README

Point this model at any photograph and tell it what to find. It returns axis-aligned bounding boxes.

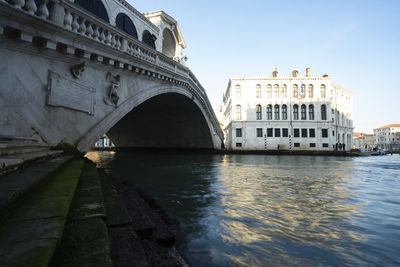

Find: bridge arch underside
[106,93,214,149]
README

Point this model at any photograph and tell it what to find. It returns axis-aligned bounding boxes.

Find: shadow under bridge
[106,93,215,149]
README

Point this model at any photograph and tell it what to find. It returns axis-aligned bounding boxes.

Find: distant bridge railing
[0,0,223,139]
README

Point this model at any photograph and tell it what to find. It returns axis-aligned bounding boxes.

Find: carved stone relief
[70,61,86,79]
[104,72,121,107]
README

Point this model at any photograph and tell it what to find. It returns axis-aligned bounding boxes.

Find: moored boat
[371,149,389,156]
[346,148,372,156]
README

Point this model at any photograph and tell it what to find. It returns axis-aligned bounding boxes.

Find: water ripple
[86,152,400,266]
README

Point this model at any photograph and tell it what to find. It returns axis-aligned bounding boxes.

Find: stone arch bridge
[0,0,224,151]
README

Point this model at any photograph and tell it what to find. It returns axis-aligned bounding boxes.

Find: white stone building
[94,135,115,148]
[373,124,400,152]
[222,68,354,151]
[353,132,374,149]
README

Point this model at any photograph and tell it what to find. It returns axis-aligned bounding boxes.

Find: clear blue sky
[130,0,400,133]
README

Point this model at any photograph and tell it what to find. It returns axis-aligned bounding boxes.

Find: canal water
[86,151,400,266]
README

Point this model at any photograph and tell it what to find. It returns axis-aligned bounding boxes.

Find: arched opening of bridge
[162,28,176,58]
[74,0,109,22]
[104,93,214,149]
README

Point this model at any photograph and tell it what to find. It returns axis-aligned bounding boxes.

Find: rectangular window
[236,142,242,147]
[294,143,300,147]
[275,128,281,137]
[310,143,316,147]
[323,143,329,147]
[332,130,335,136]
[236,128,242,137]
[322,129,328,138]
[301,128,308,138]
[267,128,273,137]
[294,128,300,138]
[282,128,289,137]
[257,128,263,137]
[309,128,315,138]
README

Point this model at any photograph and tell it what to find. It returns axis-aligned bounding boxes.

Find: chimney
[272,67,278,78]
[306,68,310,77]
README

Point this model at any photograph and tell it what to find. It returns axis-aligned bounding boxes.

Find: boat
[371,148,389,156]
[346,148,373,156]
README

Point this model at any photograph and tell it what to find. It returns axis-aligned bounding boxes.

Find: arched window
[256,84,261,98]
[274,104,280,120]
[308,85,314,98]
[266,84,272,98]
[266,105,272,120]
[256,105,262,120]
[301,104,306,120]
[162,28,176,58]
[116,13,138,38]
[282,84,287,98]
[293,84,298,98]
[320,84,326,98]
[282,104,287,120]
[293,104,299,120]
[300,84,306,98]
[236,105,241,120]
[309,104,314,120]
[75,0,109,22]
[321,104,327,120]
[274,84,279,98]
[142,30,156,49]
[235,85,241,98]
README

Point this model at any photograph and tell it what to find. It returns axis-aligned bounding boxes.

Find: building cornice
[230,77,332,81]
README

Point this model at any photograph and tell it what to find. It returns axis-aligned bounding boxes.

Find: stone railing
[0,0,223,138]
[1,0,50,18]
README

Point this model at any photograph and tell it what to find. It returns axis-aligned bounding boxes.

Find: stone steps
[99,169,149,266]
[0,141,49,156]
[0,150,64,175]
[0,135,46,156]
[0,156,73,215]
[51,162,112,266]
[0,136,63,175]
[0,158,85,266]
[99,170,187,266]
[112,178,176,247]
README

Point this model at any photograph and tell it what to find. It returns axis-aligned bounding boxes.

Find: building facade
[94,135,115,148]
[353,132,374,149]
[373,124,400,152]
[222,68,353,151]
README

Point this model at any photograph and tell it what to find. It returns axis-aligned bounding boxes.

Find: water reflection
[86,152,400,266]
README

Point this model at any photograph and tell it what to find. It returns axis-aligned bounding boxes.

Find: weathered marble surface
[0,1,223,151]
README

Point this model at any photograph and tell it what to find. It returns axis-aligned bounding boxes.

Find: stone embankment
[220,149,347,156]
[0,152,187,266]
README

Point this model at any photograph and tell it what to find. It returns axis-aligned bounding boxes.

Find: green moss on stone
[51,218,112,267]
[0,159,85,266]
[53,142,84,157]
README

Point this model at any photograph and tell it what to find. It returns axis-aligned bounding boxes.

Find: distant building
[222,68,353,151]
[374,124,400,152]
[353,132,374,149]
[94,135,115,148]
